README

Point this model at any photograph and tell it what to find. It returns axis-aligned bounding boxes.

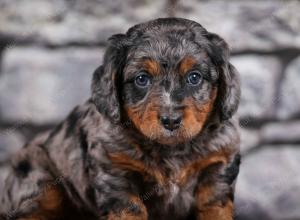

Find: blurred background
[0,0,299,219]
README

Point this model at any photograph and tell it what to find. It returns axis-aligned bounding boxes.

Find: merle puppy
[0,18,241,220]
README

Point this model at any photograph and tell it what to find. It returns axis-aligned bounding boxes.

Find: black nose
[160,115,182,131]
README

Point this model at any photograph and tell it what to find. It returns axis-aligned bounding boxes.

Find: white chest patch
[167,182,180,203]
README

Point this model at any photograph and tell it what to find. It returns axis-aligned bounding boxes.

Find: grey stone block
[261,121,300,144]
[0,131,24,163]
[236,146,300,220]
[177,0,300,52]
[240,128,261,154]
[231,55,281,120]
[0,165,10,197]
[0,0,166,46]
[0,47,104,124]
[278,56,300,119]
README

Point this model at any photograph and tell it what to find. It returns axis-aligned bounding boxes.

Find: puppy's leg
[106,195,148,220]
[195,185,233,220]
[195,154,240,220]
[18,183,99,220]
[18,185,65,220]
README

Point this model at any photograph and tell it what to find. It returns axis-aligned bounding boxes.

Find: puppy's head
[92,18,240,145]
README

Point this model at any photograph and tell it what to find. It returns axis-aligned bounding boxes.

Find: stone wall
[0,0,300,219]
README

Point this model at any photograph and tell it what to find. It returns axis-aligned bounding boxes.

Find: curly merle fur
[0,18,241,220]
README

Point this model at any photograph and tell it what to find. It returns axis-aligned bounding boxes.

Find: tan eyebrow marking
[178,56,198,76]
[141,58,161,76]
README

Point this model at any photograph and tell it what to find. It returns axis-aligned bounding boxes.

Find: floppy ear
[91,34,128,123]
[207,33,241,121]
[219,63,241,120]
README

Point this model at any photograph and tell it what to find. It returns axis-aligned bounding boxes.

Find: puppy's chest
[145,174,197,202]
[107,150,226,217]
[135,167,199,219]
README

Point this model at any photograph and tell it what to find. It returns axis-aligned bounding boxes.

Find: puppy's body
[0,18,241,220]
[1,101,239,219]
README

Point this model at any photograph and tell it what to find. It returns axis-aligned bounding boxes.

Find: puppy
[0,18,241,220]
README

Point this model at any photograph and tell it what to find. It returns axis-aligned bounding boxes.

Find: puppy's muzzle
[159,110,182,131]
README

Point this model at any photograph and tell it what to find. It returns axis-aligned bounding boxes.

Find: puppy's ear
[91,34,128,123]
[219,63,241,120]
[207,33,241,120]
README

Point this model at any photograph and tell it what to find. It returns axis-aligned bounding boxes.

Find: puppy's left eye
[135,73,151,88]
[186,71,202,85]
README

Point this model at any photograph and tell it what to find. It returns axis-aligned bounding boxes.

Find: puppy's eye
[135,73,151,88]
[186,71,202,85]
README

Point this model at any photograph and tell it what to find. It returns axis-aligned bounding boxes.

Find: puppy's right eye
[135,73,151,88]
[186,71,202,86]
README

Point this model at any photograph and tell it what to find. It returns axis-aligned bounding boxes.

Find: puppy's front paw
[101,195,148,220]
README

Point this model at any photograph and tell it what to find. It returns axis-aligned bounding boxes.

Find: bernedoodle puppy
[0,18,241,220]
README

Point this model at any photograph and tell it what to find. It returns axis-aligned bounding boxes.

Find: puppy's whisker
[182,127,192,140]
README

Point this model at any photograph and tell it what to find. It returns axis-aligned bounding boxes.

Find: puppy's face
[92,18,240,146]
[122,37,218,145]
